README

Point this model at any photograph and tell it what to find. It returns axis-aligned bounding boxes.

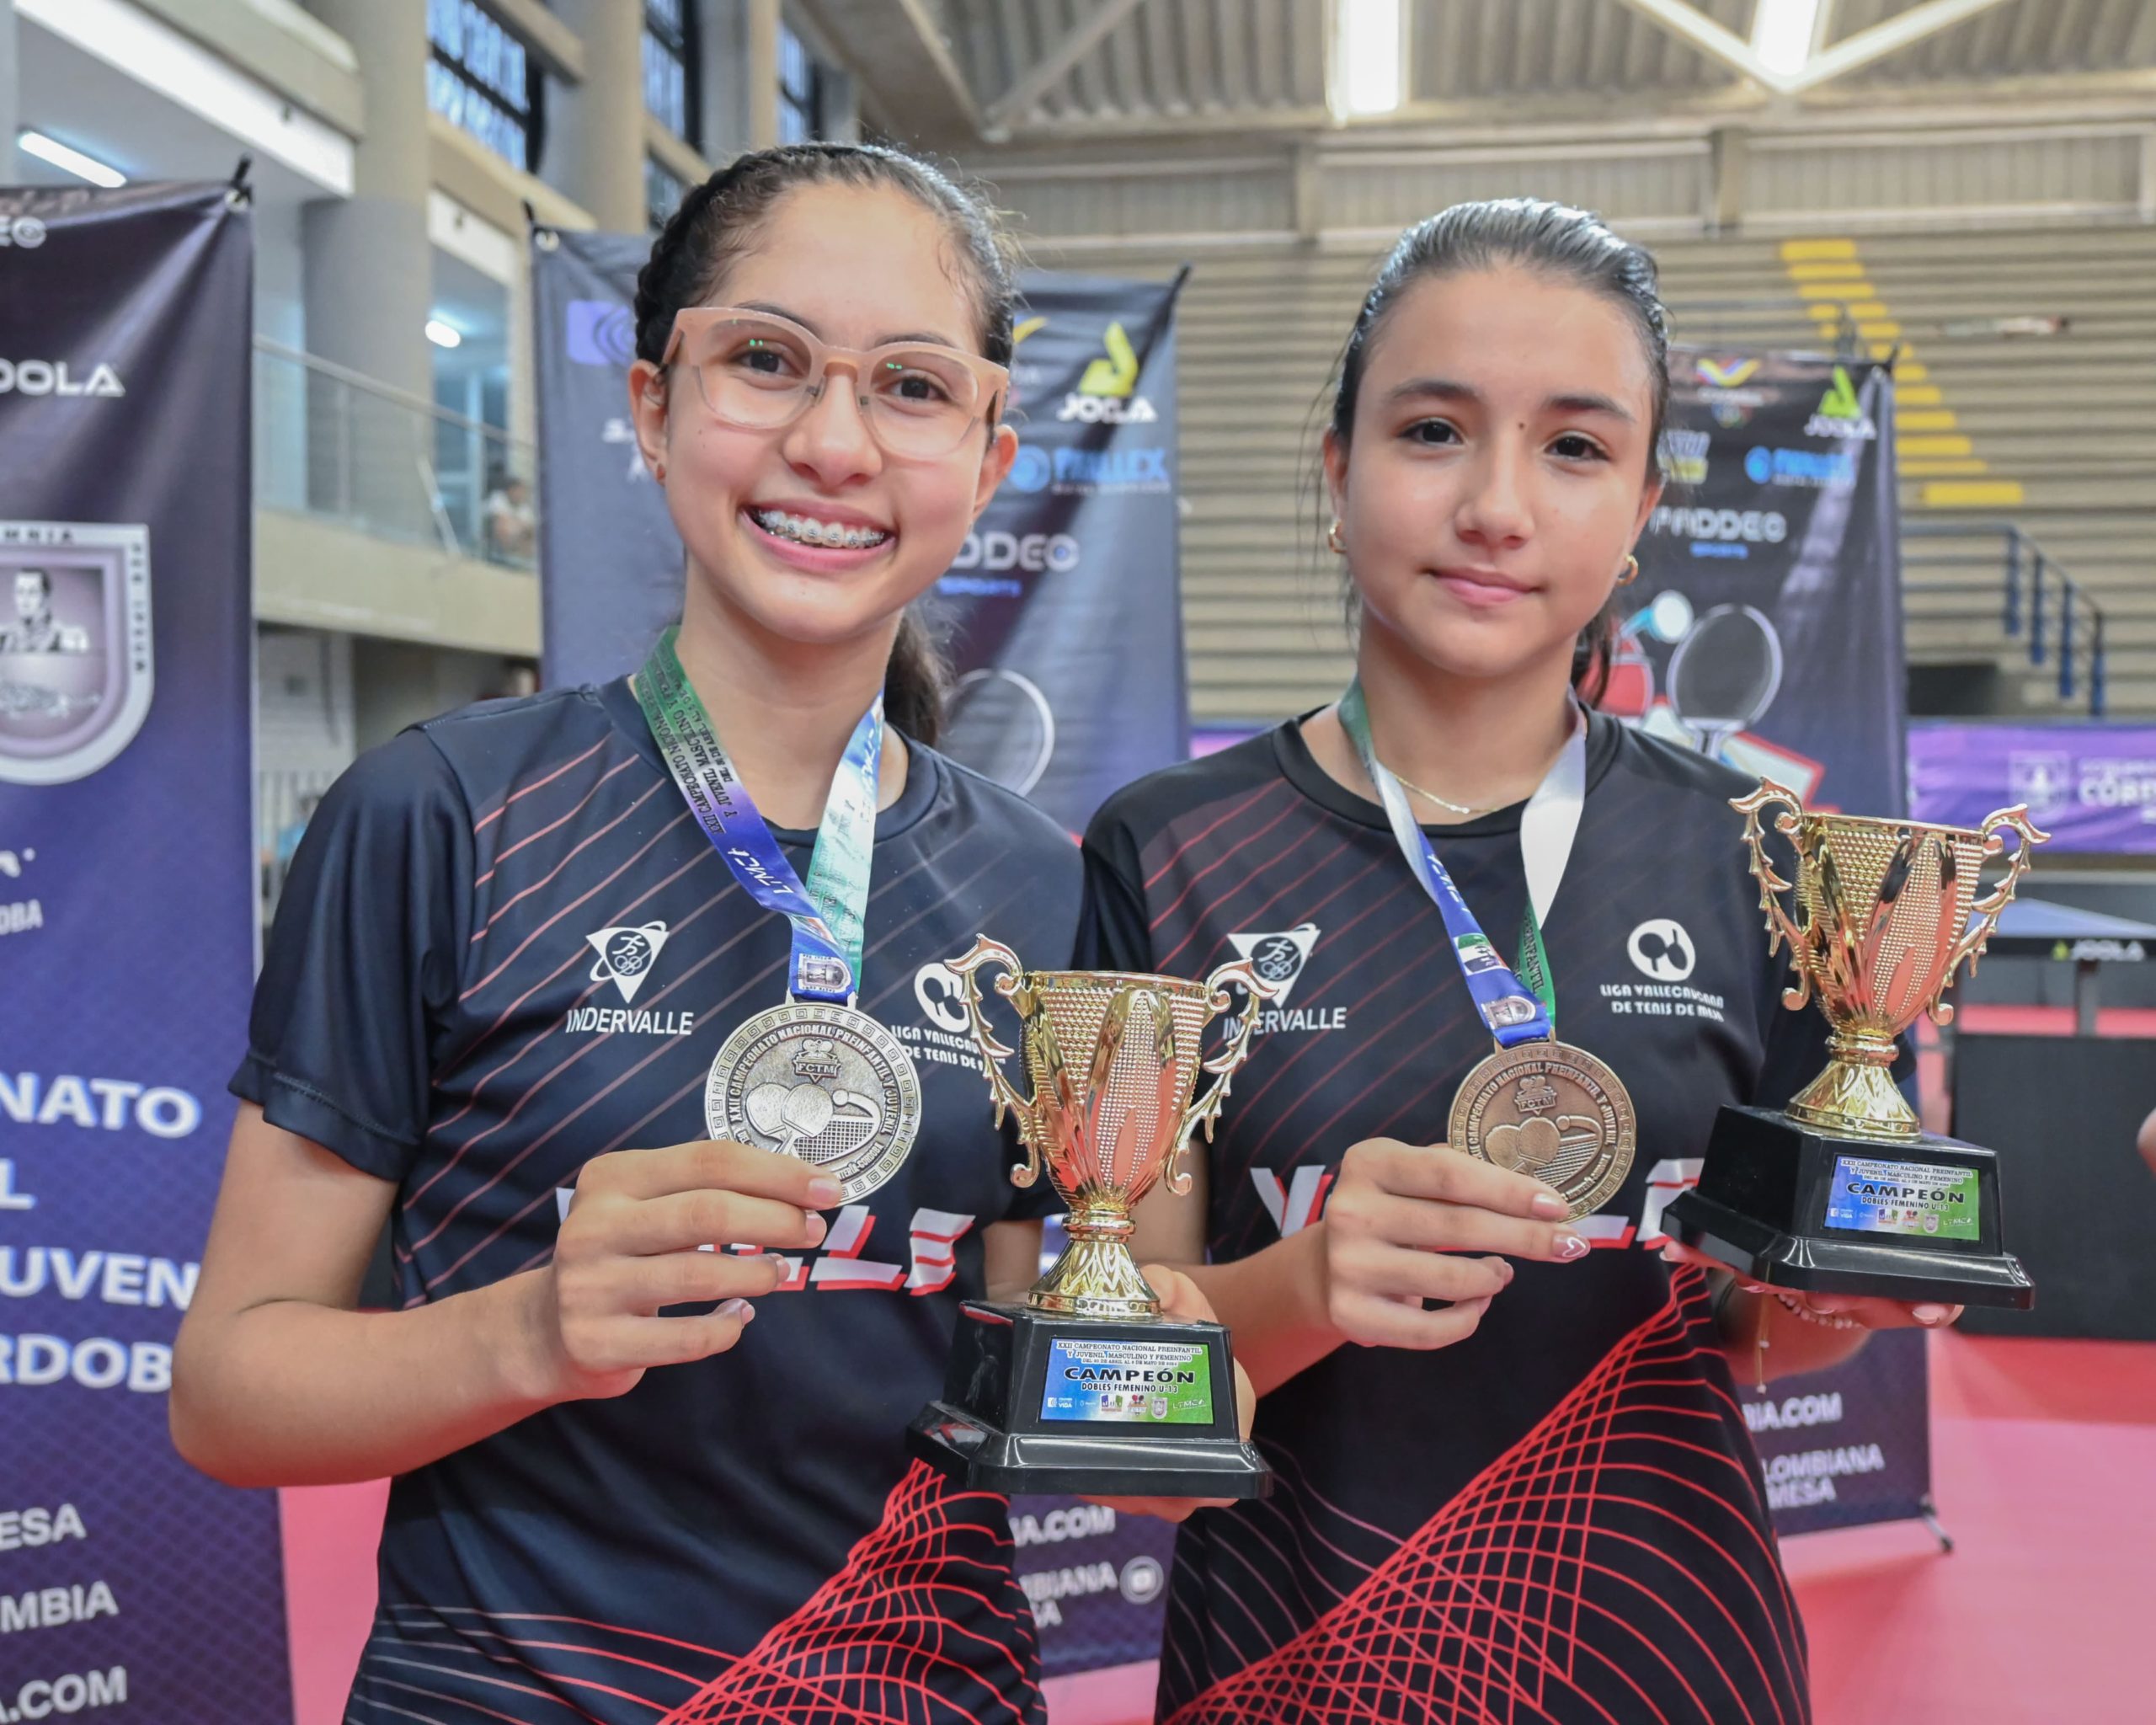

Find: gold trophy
[1665,780,2047,1307]
[906,936,1275,1497]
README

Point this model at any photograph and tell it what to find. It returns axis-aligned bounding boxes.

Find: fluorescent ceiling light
[1751,0,1822,78]
[424,319,463,350]
[18,129,126,187]
[1333,0,1404,120]
[16,0,355,195]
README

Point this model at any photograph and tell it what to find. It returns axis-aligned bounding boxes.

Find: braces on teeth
[753,509,890,550]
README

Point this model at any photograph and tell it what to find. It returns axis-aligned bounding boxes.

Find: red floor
[1781,1330,2156,1725]
[286,1331,2156,1725]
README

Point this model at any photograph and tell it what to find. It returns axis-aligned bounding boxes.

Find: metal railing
[1902,520,2107,715]
[252,337,537,572]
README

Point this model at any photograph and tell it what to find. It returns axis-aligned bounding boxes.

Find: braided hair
[634,144,1021,745]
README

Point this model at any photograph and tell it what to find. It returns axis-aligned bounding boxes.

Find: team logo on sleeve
[1226,923,1342,1036]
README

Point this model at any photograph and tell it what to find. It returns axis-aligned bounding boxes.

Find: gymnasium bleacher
[1171,222,2156,724]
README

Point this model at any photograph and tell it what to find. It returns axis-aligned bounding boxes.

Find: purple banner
[0,182,289,1719]
[1910,722,2156,852]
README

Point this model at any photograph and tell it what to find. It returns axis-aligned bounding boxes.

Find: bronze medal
[1449,1038,1636,1221]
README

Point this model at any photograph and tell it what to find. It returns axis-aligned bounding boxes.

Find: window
[646,156,687,234]
[428,0,542,171]
[643,0,696,140]
[777,24,823,145]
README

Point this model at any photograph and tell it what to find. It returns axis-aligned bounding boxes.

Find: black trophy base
[1664,1104,2034,1309]
[907,1301,1272,1498]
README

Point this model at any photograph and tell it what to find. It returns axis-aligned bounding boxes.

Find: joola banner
[531,235,1189,830]
[0,184,288,1717]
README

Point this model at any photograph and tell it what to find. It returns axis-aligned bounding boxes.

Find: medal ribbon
[1338,681,1584,1044]
[636,627,881,1006]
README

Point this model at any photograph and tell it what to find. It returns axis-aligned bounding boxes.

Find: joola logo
[0,359,123,398]
[1806,365,1877,441]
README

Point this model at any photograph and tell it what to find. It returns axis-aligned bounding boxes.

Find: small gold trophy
[906,936,1275,1497]
[1665,780,2047,1307]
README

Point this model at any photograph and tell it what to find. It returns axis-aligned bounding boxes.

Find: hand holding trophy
[906,937,1276,1498]
[1666,780,2047,1307]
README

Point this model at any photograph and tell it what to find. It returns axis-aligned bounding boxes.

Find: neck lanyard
[635,627,882,1005]
[1337,681,1585,1043]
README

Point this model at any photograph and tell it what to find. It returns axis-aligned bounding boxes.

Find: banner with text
[1645,349,1928,1536]
[532,234,1188,830]
[0,183,287,1718]
[1910,721,2156,852]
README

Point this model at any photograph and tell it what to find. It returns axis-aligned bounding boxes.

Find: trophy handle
[1732,779,1815,1013]
[1927,804,2048,1027]
[1165,958,1273,1197]
[946,935,1046,1188]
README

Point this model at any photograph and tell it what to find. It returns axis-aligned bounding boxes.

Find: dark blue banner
[1643,348,1927,1536]
[1631,351,1906,818]
[531,235,1189,831]
[0,184,287,1717]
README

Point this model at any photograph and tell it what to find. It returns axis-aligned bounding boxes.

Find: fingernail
[1553,1234,1590,1262]
[804,1212,828,1244]
[1913,1304,1952,1326]
[807,1176,843,1205]
[1495,1258,1516,1284]
[719,1299,755,1322]
[1530,1191,1569,1220]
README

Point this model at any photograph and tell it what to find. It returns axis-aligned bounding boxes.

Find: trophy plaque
[906,937,1275,1498]
[1666,780,2047,1307]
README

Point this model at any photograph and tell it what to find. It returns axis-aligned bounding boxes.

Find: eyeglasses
[661,308,1011,460]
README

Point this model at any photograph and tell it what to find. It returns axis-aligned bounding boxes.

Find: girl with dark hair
[173,143,1216,1723]
[1080,198,1951,1723]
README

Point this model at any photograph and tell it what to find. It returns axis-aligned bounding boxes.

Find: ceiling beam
[792,0,982,142]
[982,0,1155,137]
[1608,0,1784,89]
[1785,0,2021,93]
[1612,0,2024,97]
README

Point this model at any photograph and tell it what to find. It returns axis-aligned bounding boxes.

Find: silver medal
[706,1001,922,1202]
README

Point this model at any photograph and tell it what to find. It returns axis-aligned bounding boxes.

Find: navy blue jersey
[235,677,1079,1723]
[1081,713,1841,1725]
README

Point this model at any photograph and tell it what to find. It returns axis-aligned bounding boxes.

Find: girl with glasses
[1079,199,1953,1725]
[172,142,1219,1724]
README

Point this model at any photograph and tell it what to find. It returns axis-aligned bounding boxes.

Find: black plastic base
[906,1302,1272,1498]
[1664,1105,2035,1310]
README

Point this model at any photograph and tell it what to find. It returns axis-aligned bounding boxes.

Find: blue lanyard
[636,627,882,1006]
[1337,681,1580,1049]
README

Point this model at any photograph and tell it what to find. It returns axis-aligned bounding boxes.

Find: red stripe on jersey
[477,754,639,887]
[1148,796,1303,933]
[1142,780,1292,890]
[471,737,611,836]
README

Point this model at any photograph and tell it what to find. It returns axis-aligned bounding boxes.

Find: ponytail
[883,607,949,746]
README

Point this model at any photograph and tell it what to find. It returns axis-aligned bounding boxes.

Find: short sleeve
[1075,804,1155,973]
[230,729,473,1182]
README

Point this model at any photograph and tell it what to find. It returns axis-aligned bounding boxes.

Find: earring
[652,459,666,483]
[1615,553,1640,586]
[1326,518,1347,555]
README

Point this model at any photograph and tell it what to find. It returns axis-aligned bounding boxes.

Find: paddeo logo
[950,530,1080,573]
[1806,365,1877,441]
[1060,321,1155,423]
